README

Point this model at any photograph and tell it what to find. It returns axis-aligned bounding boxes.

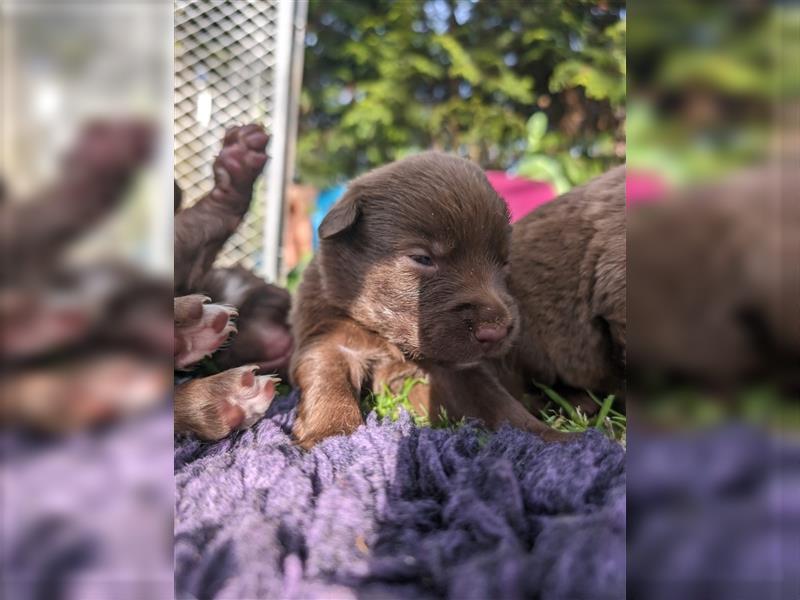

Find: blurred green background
[627,1,795,185]
[295,0,626,192]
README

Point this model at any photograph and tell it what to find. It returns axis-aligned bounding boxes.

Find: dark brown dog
[504,165,626,399]
[290,152,565,448]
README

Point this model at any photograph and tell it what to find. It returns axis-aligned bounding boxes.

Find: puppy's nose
[474,323,509,344]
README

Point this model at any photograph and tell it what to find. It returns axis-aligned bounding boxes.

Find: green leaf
[532,381,579,421]
[435,34,482,84]
[526,112,548,150]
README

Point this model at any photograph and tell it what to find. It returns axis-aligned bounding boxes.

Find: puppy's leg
[174,365,278,441]
[174,295,238,370]
[2,354,169,433]
[1,120,153,272]
[174,124,269,293]
[291,328,377,449]
[429,364,574,442]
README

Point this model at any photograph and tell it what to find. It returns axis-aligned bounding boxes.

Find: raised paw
[174,295,238,369]
[65,119,154,178]
[174,365,279,441]
[210,124,269,205]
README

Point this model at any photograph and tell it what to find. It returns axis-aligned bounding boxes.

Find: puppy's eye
[409,255,434,267]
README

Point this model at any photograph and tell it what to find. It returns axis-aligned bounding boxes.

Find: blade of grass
[593,392,616,429]
[586,389,626,418]
[532,380,579,421]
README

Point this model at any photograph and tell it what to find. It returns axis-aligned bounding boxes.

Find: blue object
[311,184,347,249]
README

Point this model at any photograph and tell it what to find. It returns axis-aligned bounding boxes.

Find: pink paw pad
[225,365,279,429]
[175,297,238,369]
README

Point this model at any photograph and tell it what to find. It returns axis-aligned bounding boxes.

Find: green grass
[360,377,627,444]
[361,377,466,430]
[534,382,627,445]
[638,384,800,432]
[285,253,312,294]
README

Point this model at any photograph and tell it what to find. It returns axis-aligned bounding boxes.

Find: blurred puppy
[627,163,799,390]
[290,152,567,448]
[0,120,172,434]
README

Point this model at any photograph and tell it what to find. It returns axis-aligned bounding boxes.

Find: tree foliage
[297,0,625,188]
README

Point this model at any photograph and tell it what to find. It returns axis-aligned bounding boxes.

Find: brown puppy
[290,152,563,448]
[173,125,285,440]
[505,166,626,398]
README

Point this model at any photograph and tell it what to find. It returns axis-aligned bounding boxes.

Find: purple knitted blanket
[175,392,626,599]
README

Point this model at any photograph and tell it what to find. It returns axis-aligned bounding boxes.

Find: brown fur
[172,126,288,439]
[174,369,246,441]
[198,267,293,378]
[174,124,269,295]
[174,365,277,441]
[290,152,567,448]
[173,125,293,378]
[505,165,626,396]
[1,120,153,280]
[627,163,799,388]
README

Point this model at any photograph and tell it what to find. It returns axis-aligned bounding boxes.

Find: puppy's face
[318,152,518,365]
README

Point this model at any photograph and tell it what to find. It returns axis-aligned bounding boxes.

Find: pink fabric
[485,171,556,223]
[625,170,668,205]
[487,168,669,221]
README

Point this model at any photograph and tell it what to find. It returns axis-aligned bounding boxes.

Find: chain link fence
[175,0,300,277]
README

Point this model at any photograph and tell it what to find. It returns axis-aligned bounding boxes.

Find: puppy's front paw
[211,124,269,204]
[174,365,278,441]
[292,394,363,450]
[174,295,237,369]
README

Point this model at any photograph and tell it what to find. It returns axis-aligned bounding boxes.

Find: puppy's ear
[319,191,360,239]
